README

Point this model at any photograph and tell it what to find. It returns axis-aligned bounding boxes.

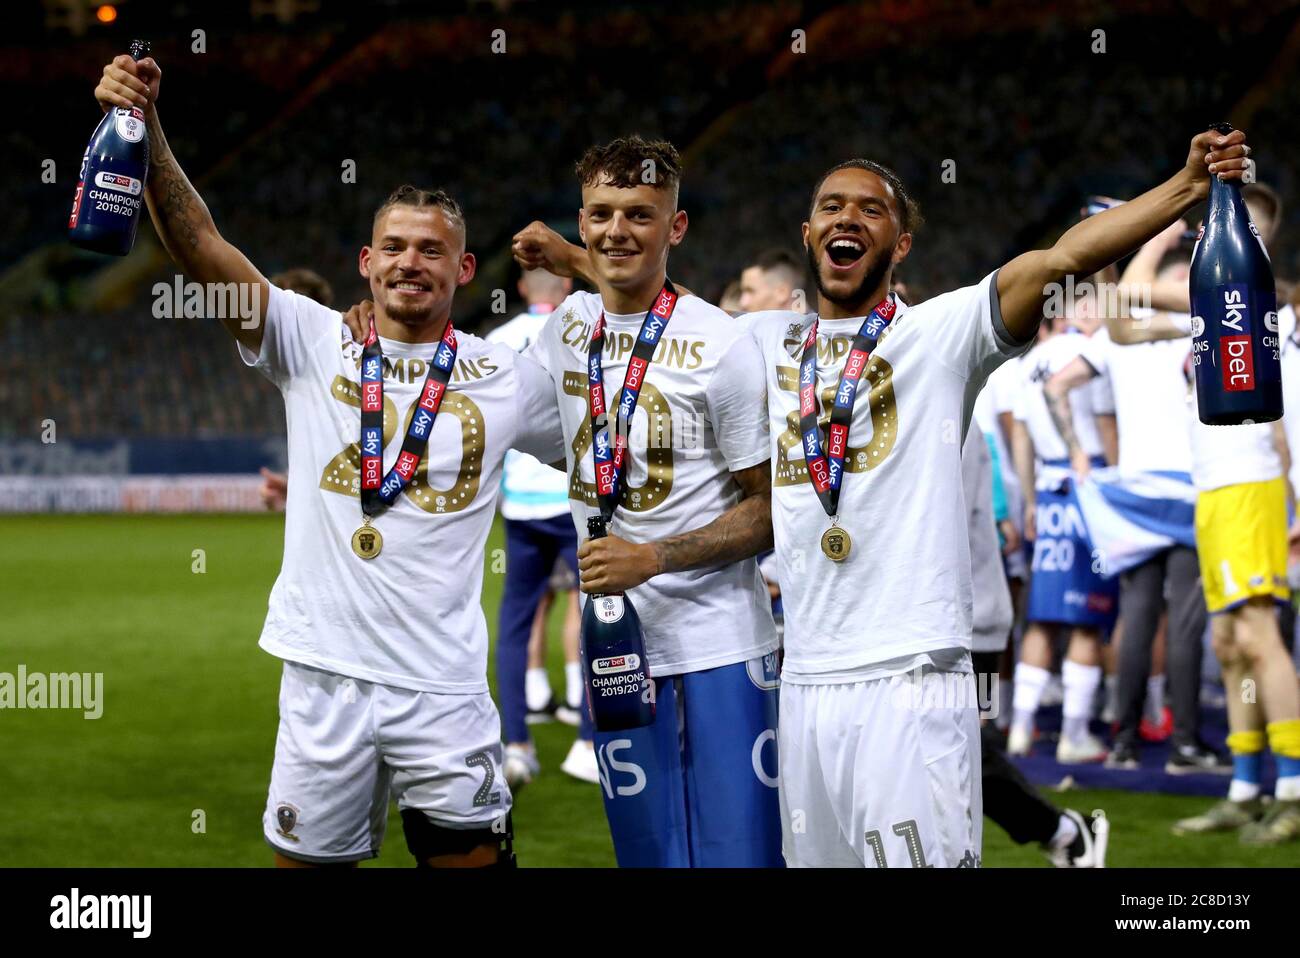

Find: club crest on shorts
[275,803,301,842]
[746,651,781,690]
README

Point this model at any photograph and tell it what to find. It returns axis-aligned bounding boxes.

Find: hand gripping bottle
[579,515,655,731]
[69,40,151,256]
[1188,122,1283,425]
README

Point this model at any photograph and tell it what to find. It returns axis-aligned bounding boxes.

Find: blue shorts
[594,652,783,867]
[1027,478,1119,631]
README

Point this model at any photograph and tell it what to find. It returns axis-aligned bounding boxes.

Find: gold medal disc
[352,523,383,559]
[821,525,852,561]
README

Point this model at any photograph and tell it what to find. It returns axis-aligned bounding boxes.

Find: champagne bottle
[1188,122,1283,425]
[69,39,151,256]
[578,515,655,732]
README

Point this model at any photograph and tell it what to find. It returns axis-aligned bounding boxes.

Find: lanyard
[798,295,897,518]
[359,315,457,516]
[587,281,679,522]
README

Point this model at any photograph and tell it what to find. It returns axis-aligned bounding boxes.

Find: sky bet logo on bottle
[593,653,639,674]
[93,171,143,196]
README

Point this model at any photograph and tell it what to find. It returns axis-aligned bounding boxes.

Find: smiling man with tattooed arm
[95,53,567,868]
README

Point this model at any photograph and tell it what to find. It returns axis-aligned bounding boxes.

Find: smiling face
[359,206,475,335]
[578,177,687,310]
[803,167,912,317]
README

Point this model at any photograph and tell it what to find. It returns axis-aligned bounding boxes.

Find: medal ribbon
[798,295,897,518]
[587,281,680,522]
[360,315,457,516]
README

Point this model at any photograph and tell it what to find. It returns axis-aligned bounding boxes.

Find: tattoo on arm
[144,113,214,258]
[1046,391,1083,454]
[651,463,772,574]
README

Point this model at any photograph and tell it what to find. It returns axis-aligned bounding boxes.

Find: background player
[739,248,805,313]
[1080,222,1300,845]
[95,53,564,867]
[1007,287,1118,763]
[485,267,597,788]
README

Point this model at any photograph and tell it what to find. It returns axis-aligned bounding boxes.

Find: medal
[351,518,383,559]
[798,296,897,560]
[820,523,851,561]
[354,314,457,558]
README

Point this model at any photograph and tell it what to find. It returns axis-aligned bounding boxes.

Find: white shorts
[263,661,511,864]
[779,670,983,867]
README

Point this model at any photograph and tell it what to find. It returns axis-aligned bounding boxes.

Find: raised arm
[513,221,596,285]
[95,55,270,352]
[996,128,1250,342]
[577,462,773,594]
[1117,218,1193,313]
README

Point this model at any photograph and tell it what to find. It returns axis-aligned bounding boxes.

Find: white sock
[1049,813,1080,849]
[1276,775,1300,802]
[564,662,583,709]
[525,668,552,712]
[1012,663,1051,735]
[1229,779,1262,802]
[1062,661,1102,744]
[1145,674,1166,725]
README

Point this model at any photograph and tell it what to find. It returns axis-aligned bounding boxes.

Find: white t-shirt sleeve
[705,331,770,472]
[1089,366,1116,415]
[510,352,566,463]
[1011,378,1031,423]
[237,284,339,386]
[929,269,1030,382]
[1078,329,1110,378]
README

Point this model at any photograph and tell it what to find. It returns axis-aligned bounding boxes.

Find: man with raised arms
[95,54,564,867]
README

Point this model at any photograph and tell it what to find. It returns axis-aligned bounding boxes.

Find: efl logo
[594,654,640,675]
[1221,335,1255,391]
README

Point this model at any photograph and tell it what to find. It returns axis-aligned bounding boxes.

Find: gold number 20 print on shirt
[561,370,675,512]
[773,356,898,488]
[318,375,485,515]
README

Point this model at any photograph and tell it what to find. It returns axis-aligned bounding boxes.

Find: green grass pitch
[0,514,1292,867]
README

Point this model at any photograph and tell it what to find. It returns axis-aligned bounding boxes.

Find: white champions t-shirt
[241,285,564,693]
[749,270,1028,680]
[527,291,778,677]
[1013,332,1107,462]
[486,307,571,522]
[1079,327,1193,477]
[1123,311,1283,492]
